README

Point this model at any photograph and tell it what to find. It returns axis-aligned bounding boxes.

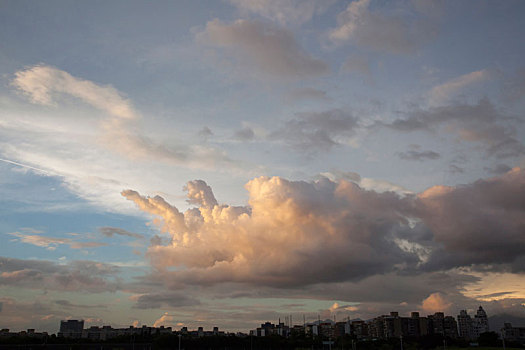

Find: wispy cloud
[429,69,494,105]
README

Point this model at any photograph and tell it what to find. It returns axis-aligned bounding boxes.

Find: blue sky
[1,0,525,333]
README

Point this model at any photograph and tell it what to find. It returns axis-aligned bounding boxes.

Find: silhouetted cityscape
[2,305,525,348]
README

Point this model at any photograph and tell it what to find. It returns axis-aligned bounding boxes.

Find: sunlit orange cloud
[123,176,417,287]
[122,167,525,290]
[420,293,452,313]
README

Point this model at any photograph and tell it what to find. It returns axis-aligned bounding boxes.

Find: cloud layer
[123,168,525,290]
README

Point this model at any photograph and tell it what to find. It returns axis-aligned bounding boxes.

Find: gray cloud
[329,0,439,54]
[99,226,143,239]
[484,163,512,175]
[416,167,525,272]
[381,98,525,158]
[227,0,334,26]
[54,300,107,309]
[133,292,201,309]
[0,257,120,293]
[196,19,329,79]
[503,69,525,102]
[271,109,360,152]
[233,127,255,141]
[285,88,330,102]
[397,150,440,161]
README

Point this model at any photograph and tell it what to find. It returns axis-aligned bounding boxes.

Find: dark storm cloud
[270,109,359,152]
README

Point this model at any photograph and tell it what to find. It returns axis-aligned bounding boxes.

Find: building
[472,306,489,338]
[58,319,84,339]
[457,310,473,339]
[502,323,525,344]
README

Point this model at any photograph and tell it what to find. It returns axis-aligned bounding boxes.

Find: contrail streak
[0,158,60,176]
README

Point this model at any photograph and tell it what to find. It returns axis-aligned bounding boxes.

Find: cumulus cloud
[227,0,334,25]
[124,176,420,287]
[420,292,452,313]
[329,0,437,54]
[270,109,360,152]
[416,167,525,271]
[0,257,120,292]
[429,69,494,105]
[196,19,329,79]
[381,98,525,158]
[123,168,525,289]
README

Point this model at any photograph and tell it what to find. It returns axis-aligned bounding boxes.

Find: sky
[1,0,525,334]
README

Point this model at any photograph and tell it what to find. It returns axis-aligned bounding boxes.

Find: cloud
[429,69,494,105]
[381,98,525,158]
[420,292,452,313]
[12,65,139,119]
[233,127,255,141]
[153,312,176,327]
[329,0,438,54]
[270,109,360,152]
[133,293,201,309]
[484,164,512,175]
[397,150,440,161]
[123,176,419,287]
[503,69,525,102]
[54,300,106,309]
[123,168,525,290]
[227,0,334,25]
[196,19,329,79]
[10,65,237,169]
[0,257,120,292]
[416,167,525,272]
[198,126,214,138]
[99,227,143,239]
[8,230,108,250]
[341,55,371,77]
[285,88,330,102]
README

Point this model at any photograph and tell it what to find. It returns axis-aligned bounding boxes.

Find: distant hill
[489,314,525,330]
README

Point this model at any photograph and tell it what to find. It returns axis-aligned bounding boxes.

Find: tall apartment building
[472,306,489,338]
[457,310,472,339]
[457,306,489,340]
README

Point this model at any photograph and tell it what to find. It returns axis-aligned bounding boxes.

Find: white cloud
[12,65,139,119]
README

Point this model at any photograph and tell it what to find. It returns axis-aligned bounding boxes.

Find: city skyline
[1,0,525,334]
